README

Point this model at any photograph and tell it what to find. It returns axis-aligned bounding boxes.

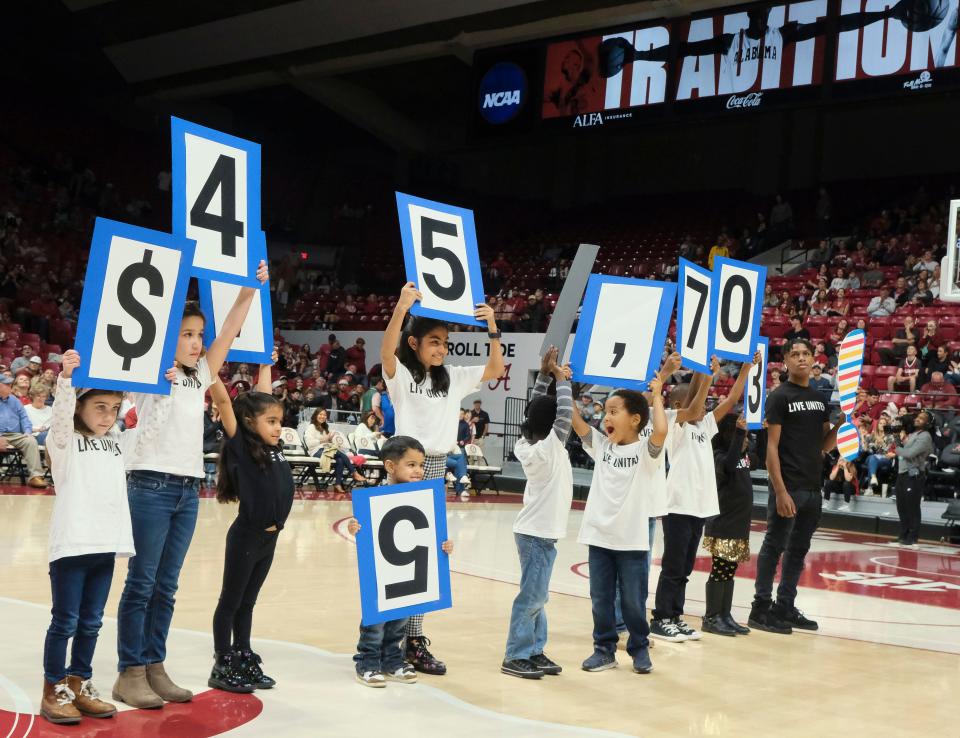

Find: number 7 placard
[676,258,713,373]
[395,192,486,328]
[171,116,267,287]
[352,478,452,626]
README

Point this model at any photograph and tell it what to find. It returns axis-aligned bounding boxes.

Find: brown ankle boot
[41,678,82,725]
[146,662,193,703]
[67,675,117,718]
[112,665,164,709]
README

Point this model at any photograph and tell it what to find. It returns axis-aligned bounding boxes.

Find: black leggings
[823,478,855,503]
[708,557,738,582]
[213,520,278,653]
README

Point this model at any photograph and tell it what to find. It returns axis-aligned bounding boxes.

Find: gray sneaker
[581,651,617,672]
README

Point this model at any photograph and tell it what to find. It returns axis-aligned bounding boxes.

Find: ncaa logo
[478,62,527,124]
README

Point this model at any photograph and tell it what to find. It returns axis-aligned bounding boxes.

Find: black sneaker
[501,658,544,679]
[238,649,276,689]
[649,618,687,642]
[773,605,819,631]
[529,653,562,675]
[208,652,256,693]
[747,604,793,635]
[405,636,446,675]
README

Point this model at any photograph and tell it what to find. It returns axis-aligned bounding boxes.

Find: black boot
[208,651,256,694]
[238,649,276,689]
[720,579,750,635]
[701,580,737,637]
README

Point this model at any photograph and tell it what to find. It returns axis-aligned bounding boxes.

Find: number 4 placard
[352,478,452,626]
[396,192,486,328]
[569,275,677,392]
[171,116,267,287]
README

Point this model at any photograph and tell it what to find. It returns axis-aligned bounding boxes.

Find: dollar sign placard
[72,218,196,394]
[107,250,161,371]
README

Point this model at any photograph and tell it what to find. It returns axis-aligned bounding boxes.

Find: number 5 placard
[352,478,452,626]
[745,337,768,430]
[395,192,486,328]
[171,116,267,287]
[569,275,677,392]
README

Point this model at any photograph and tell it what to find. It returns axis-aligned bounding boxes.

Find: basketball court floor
[1,488,957,737]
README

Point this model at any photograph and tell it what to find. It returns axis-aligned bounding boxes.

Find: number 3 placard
[395,192,486,328]
[352,478,452,626]
[569,274,677,391]
[745,337,769,430]
[171,116,267,287]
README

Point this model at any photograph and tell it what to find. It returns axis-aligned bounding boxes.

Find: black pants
[753,488,821,610]
[652,514,704,621]
[823,478,854,503]
[895,473,924,544]
[213,520,278,653]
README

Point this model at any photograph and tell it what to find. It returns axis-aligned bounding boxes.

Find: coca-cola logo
[726,92,763,109]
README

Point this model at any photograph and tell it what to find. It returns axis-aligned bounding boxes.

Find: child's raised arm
[209,378,237,438]
[475,303,504,382]
[255,347,279,394]
[381,282,421,380]
[205,260,269,378]
[647,376,668,448]
[48,350,81,452]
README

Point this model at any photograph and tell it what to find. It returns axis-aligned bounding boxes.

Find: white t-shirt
[577,428,663,551]
[384,361,484,455]
[513,431,574,540]
[125,357,212,478]
[640,409,675,517]
[665,412,720,517]
[46,377,142,562]
[25,404,53,433]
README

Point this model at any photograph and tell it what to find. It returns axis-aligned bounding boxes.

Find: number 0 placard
[676,258,714,373]
[352,479,452,626]
[709,257,767,362]
[745,337,768,430]
[396,192,486,328]
[171,116,267,287]
[72,218,196,395]
[569,275,677,391]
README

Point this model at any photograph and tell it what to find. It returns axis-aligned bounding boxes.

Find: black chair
[941,499,960,544]
[0,447,27,485]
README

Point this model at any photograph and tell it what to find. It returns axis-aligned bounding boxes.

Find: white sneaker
[674,619,702,641]
[870,475,879,488]
[356,670,386,688]
[837,504,852,512]
[383,664,417,684]
[459,476,471,488]
[862,489,875,497]
[445,472,456,483]
[460,491,470,501]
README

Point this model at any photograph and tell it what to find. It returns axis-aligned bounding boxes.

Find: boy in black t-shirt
[749,338,839,635]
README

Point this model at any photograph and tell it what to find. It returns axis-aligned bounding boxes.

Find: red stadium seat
[873,366,898,390]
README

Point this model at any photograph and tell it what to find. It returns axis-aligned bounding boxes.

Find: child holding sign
[115,261,268,709]
[207,357,293,694]
[347,436,454,687]
[501,346,573,680]
[571,378,668,675]
[40,350,171,725]
[380,281,503,675]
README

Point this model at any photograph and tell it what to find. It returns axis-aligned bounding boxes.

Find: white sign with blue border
[709,257,767,363]
[72,217,195,394]
[676,258,714,373]
[395,192,486,328]
[171,116,266,288]
[745,336,769,430]
[569,274,677,392]
[197,232,273,365]
[353,478,451,626]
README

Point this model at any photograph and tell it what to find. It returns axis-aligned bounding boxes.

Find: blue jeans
[589,545,650,657]
[504,534,557,660]
[866,454,893,480]
[446,453,469,493]
[44,553,115,683]
[117,471,200,670]
[354,618,408,673]
[36,430,48,447]
[614,517,656,632]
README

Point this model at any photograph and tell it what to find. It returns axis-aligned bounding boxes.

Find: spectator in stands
[920,372,956,409]
[0,374,47,487]
[808,289,830,317]
[823,457,856,510]
[862,260,884,288]
[762,285,779,308]
[917,320,940,361]
[888,345,921,392]
[910,278,934,306]
[361,377,385,421]
[915,249,938,273]
[829,268,850,291]
[345,338,367,378]
[589,402,605,429]
[302,384,332,415]
[863,415,896,494]
[230,363,253,385]
[947,346,960,386]
[353,412,383,456]
[769,194,793,240]
[777,290,799,318]
[520,295,545,332]
[923,344,950,385]
[892,277,911,306]
[708,236,730,270]
[805,265,830,291]
[325,338,347,380]
[12,374,30,404]
[855,389,885,422]
[24,387,51,447]
[828,288,850,318]
[784,317,810,343]
[879,316,916,364]
[470,400,490,447]
[808,364,833,401]
[31,367,56,399]
[318,334,337,372]
[9,344,35,374]
[304,408,365,494]
[867,287,896,317]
